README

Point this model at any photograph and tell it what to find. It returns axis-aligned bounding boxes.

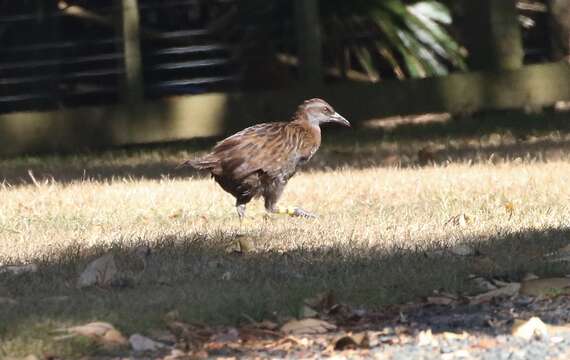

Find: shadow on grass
[2,109,570,186]
[367,109,570,142]
[1,225,569,356]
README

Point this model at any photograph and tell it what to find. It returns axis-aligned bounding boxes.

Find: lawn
[1,110,570,358]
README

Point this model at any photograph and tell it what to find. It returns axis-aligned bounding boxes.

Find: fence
[0,0,568,157]
[0,0,297,114]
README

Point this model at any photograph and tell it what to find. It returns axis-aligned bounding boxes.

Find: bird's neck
[291,112,321,130]
[289,117,322,148]
[291,116,321,133]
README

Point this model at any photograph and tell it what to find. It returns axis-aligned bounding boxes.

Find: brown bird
[180,98,350,219]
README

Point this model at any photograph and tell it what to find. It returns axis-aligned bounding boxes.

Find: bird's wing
[210,122,299,180]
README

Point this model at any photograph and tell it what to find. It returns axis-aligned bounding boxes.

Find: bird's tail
[176,155,218,170]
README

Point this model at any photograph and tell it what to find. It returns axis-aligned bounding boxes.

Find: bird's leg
[236,203,246,221]
[263,180,317,219]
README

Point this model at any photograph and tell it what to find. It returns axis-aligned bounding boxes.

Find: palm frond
[321,0,466,79]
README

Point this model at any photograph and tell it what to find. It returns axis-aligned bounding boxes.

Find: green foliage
[320,0,467,79]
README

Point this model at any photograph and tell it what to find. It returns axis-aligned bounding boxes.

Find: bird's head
[297,98,351,128]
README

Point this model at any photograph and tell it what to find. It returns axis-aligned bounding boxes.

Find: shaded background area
[0,0,569,157]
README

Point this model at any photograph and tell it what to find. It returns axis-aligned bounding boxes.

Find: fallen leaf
[520,277,570,297]
[166,321,212,350]
[333,332,370,350]
[78,254,117,288]
[417,329,436,346]
[66,322,115,337]
[426,296,455,306]
[0,264,38,275]
[469,282,520,304]
[443,331,468,340]
[300,305,318,318]
[547,323,570,335]
[280,318,336,335]
[61,322,127,347]
[512,317,548,340]
[103,329,128,347]
[164,349,189,360]
[245,319,279,331]
[129,334,167,352]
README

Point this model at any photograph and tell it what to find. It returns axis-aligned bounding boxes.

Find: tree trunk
[548,0,570,62]
[120,0,144,109]
[294,0,323,84]
[458,0,524,71]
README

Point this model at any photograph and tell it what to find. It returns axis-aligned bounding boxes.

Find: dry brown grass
[1,111,570,357]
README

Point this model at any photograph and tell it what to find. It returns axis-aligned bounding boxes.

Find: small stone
[129,333,166,352]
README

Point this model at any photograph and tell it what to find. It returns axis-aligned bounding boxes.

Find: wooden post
[294,0,323,84]
[460,0,524,71]
[548,0,570,62]
[120,0,144,108]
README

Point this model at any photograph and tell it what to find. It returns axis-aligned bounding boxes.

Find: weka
[181,98,350,219]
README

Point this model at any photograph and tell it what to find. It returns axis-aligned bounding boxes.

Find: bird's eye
[324,107,332,114]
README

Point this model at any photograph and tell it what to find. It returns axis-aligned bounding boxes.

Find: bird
[180,98,350,220]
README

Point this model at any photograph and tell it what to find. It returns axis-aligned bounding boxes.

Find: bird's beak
[330,112,351,127]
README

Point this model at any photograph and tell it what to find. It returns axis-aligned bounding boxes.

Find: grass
[1,109,570,357]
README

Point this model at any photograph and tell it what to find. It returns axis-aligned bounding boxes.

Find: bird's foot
[275,206,318,219]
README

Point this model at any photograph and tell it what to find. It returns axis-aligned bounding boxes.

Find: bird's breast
[295,145,318,166]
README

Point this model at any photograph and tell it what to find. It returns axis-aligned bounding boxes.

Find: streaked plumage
[181,98,350,218]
